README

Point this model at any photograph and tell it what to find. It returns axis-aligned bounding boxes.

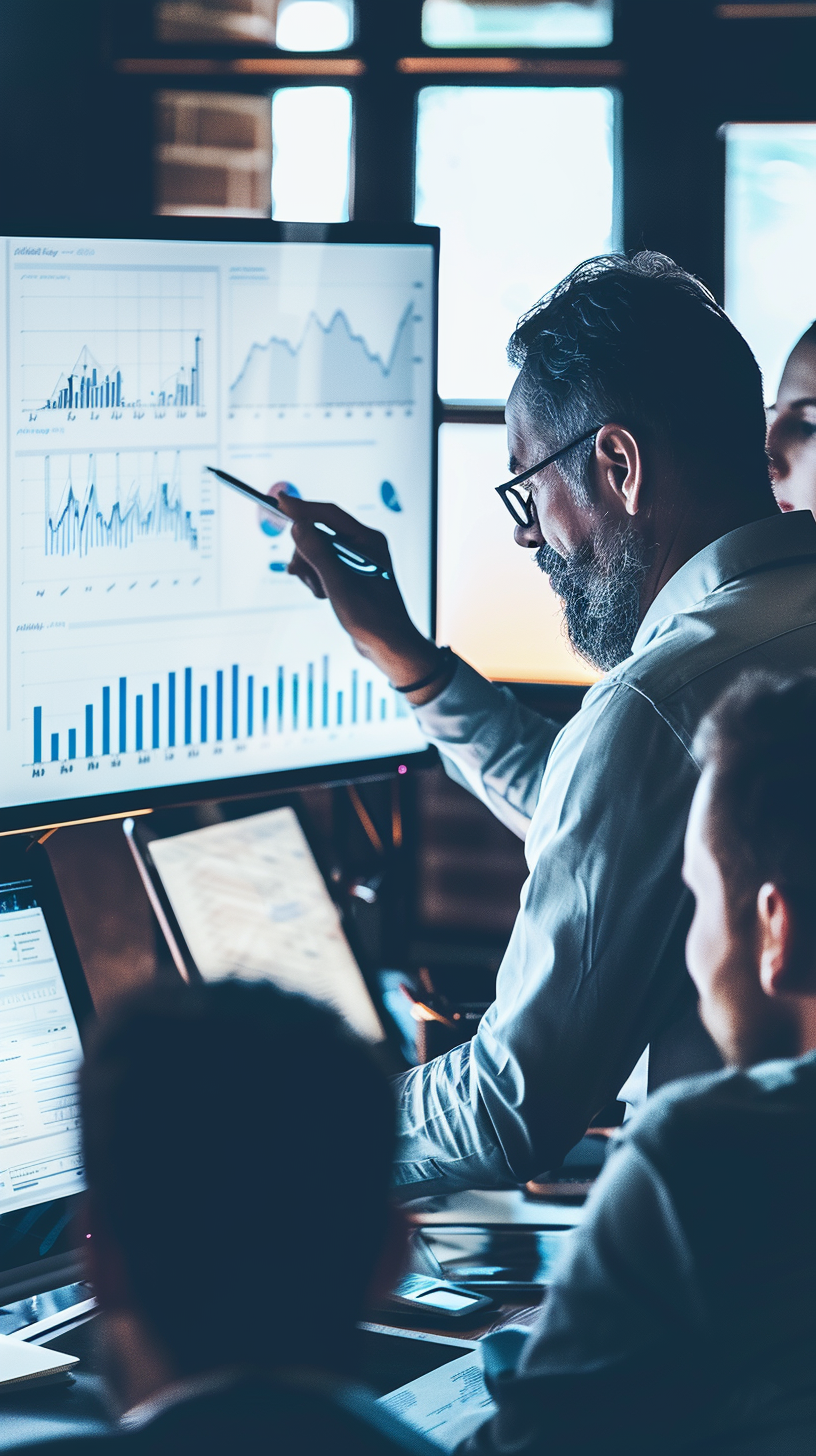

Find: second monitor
[0,220,438,832]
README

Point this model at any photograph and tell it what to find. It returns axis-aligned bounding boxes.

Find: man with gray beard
[273,252,816,1194]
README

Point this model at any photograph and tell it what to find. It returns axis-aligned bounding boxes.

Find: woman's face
[767,341,816,515]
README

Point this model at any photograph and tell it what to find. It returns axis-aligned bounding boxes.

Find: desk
[356,1189,584,1391]
[0,1191,584,1446]
[405,1189,585,1230]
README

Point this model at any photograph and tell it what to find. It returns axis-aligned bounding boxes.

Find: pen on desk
[399,982,456,1029]
[206,467,392,581]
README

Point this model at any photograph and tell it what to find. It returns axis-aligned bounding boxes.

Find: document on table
[148,807,383,1042]
[378,1353,496,1451]
[0,1333,78,1388]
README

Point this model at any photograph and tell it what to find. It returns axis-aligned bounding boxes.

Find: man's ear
[594,424,643,517]
[757,883,796,997]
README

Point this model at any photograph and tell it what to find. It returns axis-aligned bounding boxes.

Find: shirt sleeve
[411,657,562,839]
[393,682,701,1192]
[462,1133,707,1456]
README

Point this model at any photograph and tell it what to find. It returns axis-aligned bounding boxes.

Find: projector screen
[0,222,437,830]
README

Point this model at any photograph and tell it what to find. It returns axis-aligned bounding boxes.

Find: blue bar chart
[43,335,202,412]
[29,652,408,765]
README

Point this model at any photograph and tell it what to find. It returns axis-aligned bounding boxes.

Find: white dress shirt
[394,510,816,1194]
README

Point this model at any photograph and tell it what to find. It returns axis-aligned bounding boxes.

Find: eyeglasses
[495,426,603,528]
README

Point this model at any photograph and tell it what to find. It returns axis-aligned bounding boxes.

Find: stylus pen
[206,467,391,581]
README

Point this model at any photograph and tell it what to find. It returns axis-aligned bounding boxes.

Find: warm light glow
[436,424,598,685]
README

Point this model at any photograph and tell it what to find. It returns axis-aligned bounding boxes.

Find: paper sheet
[148,807,383,1042]
[0,1333,78,1387]
[378,1353,496,1451]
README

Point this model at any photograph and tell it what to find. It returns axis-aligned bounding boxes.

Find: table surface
[0,1189,585,1443]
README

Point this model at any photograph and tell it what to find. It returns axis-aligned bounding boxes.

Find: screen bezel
[0,217,440,834]
[0,837,94,1303]
[126,798,388,1040]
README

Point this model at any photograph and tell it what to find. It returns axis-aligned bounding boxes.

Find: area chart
[230,302,416,409]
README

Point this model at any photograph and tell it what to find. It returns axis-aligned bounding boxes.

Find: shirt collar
[118,1363,350,1433]
[634,510,816,653]
[120,1368,243,1431]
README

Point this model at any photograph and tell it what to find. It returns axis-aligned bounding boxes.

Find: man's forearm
[392,1044,521,1197]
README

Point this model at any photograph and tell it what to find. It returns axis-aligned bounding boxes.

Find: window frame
[107,0,816,671]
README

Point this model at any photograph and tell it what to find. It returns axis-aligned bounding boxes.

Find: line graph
[230,301,416,409]
[45,453,199,557]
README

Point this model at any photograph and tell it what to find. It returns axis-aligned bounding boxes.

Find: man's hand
[271,490,452,705]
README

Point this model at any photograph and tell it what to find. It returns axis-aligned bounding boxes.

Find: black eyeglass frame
[495,426,603,528]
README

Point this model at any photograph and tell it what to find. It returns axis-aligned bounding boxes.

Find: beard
[536,520,651,672]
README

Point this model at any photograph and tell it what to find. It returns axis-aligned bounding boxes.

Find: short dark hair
[81,980,395,1375]
[694,672,816,923]
[793,319,816,352]
[508,251,771,501]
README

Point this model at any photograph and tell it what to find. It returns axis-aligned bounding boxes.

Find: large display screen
[0,226,436,828]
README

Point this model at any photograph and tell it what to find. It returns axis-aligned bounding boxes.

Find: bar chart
[16,262,216,429]
[29,652,409,766]
[44,336,202,413]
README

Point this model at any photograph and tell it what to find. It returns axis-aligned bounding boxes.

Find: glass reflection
[725,123,816,402]
[422,0,613,48]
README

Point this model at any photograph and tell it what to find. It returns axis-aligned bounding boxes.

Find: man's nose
[514,523,539,548]
[514,516,544,550]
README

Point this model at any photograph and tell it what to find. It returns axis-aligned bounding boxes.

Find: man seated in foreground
[18,980,435,1456]
[466,672,816,1456]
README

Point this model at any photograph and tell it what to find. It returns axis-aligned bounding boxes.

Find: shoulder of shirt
[571,589,796,761]
[618,1051,816,1160]
[579,617,731,721]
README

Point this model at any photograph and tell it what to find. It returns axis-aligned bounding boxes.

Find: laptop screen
[0,877,86,1220]
[148,807,384,1043]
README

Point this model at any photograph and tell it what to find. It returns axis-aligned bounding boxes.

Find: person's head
[505,252,774,671]
[766,322,816,515]
[81,980,401,1395]
[683,673,816,1068]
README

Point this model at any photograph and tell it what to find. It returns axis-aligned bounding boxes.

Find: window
[132,1,624,684]
[155,0,353,49]
[436,424,597,684]
[275,0,354,50]
[271,88,352,222]
[415,86,619,402]
[724,122,816,400]
[422,0,613,48]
